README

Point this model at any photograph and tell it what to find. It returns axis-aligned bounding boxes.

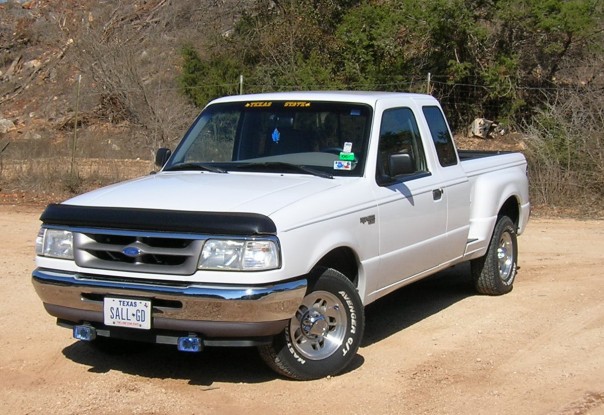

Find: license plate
[103,297,151,330]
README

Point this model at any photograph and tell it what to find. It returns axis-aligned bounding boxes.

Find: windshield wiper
[163,162,227,174]
[235,162,333,179]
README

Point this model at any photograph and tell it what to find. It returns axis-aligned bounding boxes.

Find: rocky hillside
[0,0,256,201]
[0,0,540,206]
[0,0,253,154]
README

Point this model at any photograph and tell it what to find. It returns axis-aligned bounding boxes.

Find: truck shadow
[61,263,474,384]
[362,262,475,346]
[62,340,277,385]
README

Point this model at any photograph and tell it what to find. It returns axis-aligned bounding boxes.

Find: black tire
[471,215,518,295]
[259,267,364,380]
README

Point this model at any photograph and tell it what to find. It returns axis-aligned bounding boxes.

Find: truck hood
[65,171,342,216]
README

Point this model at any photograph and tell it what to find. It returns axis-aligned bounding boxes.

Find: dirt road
[0,205,602,415]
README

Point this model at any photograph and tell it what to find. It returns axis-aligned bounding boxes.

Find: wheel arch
[465,190,524,260]
[313,246,360,287]
[498,195,520,227]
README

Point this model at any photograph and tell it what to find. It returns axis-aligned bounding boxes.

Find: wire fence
[2,70,602,212]
[60,71,603,135]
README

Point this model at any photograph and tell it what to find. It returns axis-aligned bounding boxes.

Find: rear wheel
[471,215,518,295]
[259,267,364,380]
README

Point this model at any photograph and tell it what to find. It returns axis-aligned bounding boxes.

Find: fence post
[0,141,9,179]
[70,74,81,177]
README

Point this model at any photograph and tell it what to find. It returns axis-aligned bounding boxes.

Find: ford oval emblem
[122,246,143,258]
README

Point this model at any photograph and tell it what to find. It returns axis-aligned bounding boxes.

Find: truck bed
[459,150,526,179]
[458,149,511,160]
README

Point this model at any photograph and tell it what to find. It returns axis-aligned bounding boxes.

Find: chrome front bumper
[32,268,307,338]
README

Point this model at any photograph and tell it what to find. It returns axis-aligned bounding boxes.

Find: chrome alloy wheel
[290,290,347,360]
[497,231,515,283]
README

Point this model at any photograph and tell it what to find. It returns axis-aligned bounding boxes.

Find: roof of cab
[208,91,438,107]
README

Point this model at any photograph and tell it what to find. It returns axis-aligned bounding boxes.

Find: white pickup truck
[33,91,530,380]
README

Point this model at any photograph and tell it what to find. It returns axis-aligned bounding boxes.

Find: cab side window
[422,106,458,167]
[377,108,428,184]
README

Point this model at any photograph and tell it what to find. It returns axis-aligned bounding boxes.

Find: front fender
[276,206,379,303]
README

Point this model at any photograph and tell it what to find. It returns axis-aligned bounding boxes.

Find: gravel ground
[0,205,602,415]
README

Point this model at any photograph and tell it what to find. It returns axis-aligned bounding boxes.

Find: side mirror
[388,152,414,177]
[155,148,172,168]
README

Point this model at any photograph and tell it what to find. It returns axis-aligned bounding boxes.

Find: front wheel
[259,267,364,380]
[471,215,518,295]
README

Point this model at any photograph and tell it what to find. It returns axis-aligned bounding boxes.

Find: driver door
[370,106,449,296]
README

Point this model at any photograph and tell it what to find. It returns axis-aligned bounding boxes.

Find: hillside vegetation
[0,0,602,215]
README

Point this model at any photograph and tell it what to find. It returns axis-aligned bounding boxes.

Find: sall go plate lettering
[103,297,151,330]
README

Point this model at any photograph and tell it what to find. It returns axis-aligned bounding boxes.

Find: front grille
[74,231,205,275]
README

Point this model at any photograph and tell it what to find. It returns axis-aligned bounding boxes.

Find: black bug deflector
[40,204,277,235]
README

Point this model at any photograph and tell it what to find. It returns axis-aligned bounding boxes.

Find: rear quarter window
[422,106,458,167]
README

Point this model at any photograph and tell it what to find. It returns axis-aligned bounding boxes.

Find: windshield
[165,100,373,177]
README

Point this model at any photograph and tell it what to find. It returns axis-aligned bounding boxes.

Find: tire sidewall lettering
[338,290,357,356]
[342,337,354,357]
[338,290,357,334]
[502,261,517,286]
[284,326,306,365]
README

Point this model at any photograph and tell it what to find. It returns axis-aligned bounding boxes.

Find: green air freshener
[339,152,355,161]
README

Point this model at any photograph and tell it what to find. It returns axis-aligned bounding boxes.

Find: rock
[23,59,42,71]
[468,118,494,139]
[24,131,42,140]
[493,123,509,136]
[0,119,16,134]
[2,56,22,81]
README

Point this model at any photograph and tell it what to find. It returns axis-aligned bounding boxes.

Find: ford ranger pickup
[32,91,530,380]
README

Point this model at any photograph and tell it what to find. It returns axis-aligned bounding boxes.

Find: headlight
[35,228,74,259]
[199,239,279,271]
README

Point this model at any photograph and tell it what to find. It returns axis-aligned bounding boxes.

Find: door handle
[432,188,444,200]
